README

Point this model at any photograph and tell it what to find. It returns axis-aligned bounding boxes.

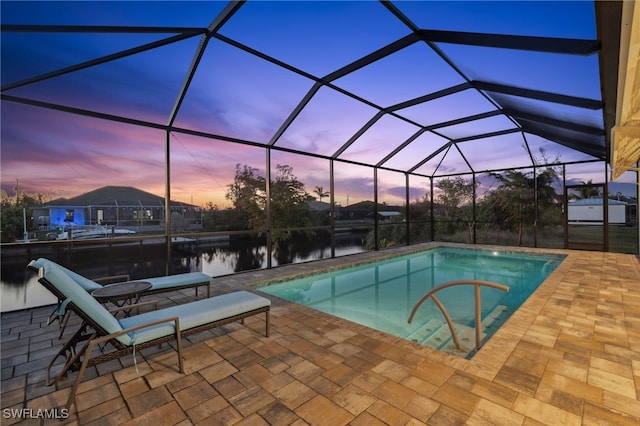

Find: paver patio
[2,243,639,425]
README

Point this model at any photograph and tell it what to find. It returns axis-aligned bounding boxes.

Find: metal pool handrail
[407,280,510,352]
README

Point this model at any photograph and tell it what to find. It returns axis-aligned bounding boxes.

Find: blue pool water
[258,247,565,356]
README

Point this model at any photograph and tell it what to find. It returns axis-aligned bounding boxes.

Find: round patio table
[92,281,152,314]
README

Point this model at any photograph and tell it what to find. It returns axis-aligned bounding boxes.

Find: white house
[568,198,627,225]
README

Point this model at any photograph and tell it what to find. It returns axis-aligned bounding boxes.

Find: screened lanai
[1,0,638,279]
[3,3,640,424]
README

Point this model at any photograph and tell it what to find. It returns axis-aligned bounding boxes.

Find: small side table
[92,281,152,315]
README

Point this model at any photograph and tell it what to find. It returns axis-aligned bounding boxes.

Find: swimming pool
[257,247,565,358]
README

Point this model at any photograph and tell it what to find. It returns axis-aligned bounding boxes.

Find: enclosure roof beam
[520,123,606,159]
[387,83,472,111]
[470,80,603,109]
[418,29,600,55]
[503,108,605,135]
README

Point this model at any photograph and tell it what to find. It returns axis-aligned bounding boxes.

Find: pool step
[424,322,481,354]
[481,305,510,333]
[407,319,446,344]
[412,305,512,358]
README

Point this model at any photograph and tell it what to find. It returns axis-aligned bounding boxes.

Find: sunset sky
[1,1,636,207]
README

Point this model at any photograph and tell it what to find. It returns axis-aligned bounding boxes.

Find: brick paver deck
[2,243,639,425]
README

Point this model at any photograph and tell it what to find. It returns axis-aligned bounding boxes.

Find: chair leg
[47,325,94,386]
[175,320,184,373]
[46,303,73,340]
[58,311,72,340]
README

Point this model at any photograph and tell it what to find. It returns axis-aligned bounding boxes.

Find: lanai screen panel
[338,115,421,165]
[394,89,498,128]
[217,1,408,77]
[8,37,201,123]
[393,1,597,39]
[276,86,379,156]
[332,42,466,109]
[458,133,533,172]
[382,131,449,172]
[174,38,314,143]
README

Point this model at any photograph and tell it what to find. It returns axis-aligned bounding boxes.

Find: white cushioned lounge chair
[32,261,270,411]
[28,258,213,335]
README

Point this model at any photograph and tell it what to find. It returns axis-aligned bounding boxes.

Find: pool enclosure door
[564,182,609,251]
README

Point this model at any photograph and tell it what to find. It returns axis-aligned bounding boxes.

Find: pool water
[258,247,565,357]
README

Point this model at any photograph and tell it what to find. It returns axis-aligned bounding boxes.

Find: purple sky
[1,1,636,207]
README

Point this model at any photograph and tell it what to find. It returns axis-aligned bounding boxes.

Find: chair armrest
[89,316,182,347]
[94,274,131,285]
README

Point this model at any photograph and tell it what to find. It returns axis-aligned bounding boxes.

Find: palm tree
[576,180,601,199]
[313,186,329,202]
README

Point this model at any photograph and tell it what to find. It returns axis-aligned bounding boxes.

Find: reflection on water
[0,234,366,313]
[1,276,57,312]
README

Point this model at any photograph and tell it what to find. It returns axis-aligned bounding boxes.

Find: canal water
[1,234,366,312]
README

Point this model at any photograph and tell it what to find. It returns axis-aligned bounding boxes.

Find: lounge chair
[28,258,212,297]
[33,261,270,411]
[28,258,212,334]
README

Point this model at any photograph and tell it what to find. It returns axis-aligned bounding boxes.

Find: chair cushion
[146,272,211,291]
[32,258,102,291]
[54,264,103,292]
[32,258,210,292]
[119,291,270,345]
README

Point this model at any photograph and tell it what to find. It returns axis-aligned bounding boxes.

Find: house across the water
[33,186,202,232]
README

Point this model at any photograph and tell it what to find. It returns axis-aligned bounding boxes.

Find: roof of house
[45,186,196,208]
[308,200,331,211]
[569,198,627,206]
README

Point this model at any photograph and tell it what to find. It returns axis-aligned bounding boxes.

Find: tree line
[4,158,635,248]
[201,161,568,249]
[1,190,51,242]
